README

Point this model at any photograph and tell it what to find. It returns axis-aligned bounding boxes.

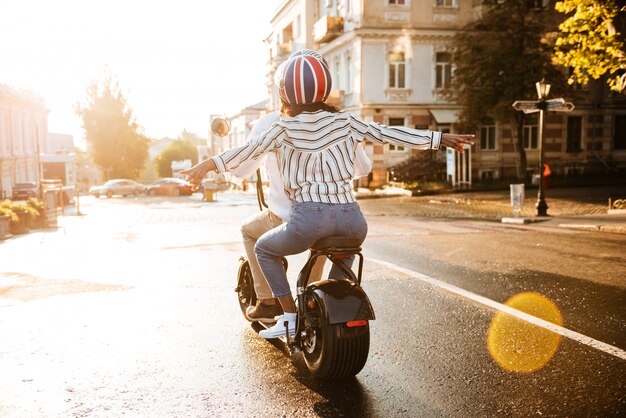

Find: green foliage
[154,139,199,178]
[27,197,44,211]
[448,0,565,179]
[0,200,17,222]
[8,202,38,221]
[76,73,150,180]
[450,0,563,130]
[554,0,626,93]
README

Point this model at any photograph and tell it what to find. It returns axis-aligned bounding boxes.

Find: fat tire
[303,300,370,380]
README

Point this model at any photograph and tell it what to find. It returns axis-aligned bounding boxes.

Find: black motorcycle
[236,231,375,380]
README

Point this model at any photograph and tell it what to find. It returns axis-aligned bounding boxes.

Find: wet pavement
[0,188,624,417]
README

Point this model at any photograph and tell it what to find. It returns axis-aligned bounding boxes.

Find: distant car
[89,179,145,198]
[146,178,193,196]
[11,182,39,200]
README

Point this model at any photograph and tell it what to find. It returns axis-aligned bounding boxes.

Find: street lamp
[512,82,574,218]
[535,80,550,217]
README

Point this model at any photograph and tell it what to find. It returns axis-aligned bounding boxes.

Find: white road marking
[370,258,626,362]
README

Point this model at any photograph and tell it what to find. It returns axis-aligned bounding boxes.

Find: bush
[9,202,39,221]
[0,205,17,222]
[27,197,44,212]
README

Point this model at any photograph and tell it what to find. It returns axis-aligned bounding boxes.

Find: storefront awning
[429,109,459,124]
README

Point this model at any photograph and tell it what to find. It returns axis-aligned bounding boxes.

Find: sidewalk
[357,184,626,235]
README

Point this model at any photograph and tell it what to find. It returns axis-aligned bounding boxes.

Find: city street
[1,192,625,417]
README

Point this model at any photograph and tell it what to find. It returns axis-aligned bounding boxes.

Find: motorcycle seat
[311,235,362,251]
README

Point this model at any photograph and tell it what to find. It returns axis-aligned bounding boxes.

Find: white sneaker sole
[258,321,296,339]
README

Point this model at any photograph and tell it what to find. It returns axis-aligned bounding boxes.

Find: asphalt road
[0,192,624,417]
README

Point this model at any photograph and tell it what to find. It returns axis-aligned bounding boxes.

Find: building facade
[42,132,77,188]
[0,84,48,199]
[264,0,626,188]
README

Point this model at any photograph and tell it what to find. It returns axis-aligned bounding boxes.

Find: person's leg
[241,210,284,321]
[327,203,368,280]
[241,210,283,300]
[255,203,326,338]
[308,255,326,282]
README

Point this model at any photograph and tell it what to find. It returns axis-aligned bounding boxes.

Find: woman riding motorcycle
[182,50,474,339]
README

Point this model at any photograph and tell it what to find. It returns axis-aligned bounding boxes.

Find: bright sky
[0,0,275,145]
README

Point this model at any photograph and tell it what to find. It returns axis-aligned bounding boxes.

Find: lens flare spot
[487,292,563,373]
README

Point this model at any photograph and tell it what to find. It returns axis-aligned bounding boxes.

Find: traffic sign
[549,101,575,112]
[512,98,574,113]
[545,98,565,109]
[512,100,538,111]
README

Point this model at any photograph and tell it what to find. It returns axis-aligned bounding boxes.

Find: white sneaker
[258,313,297,339]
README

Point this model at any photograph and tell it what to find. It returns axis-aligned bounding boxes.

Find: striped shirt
[212,110,442,204]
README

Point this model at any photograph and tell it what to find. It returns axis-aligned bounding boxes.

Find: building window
[480,169,498,181]
[293,15,301,38]
[480,118,497,150]
[615,115,626,150]
[388,118,406,151]
[435,52,452,89]
[523,116,539,150]
[388,0,408,5]
[566,116,582,152]
[334,56,342,90]
[435,0,457,7]
[345,53,352,93]
[388,51,406,89]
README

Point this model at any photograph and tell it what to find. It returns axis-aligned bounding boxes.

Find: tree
[553,0,626,94]
[448,0,565,180]
[76,75,150,180]
[154,139,199,178]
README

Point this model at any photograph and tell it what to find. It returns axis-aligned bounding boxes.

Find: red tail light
[346,320,367,327]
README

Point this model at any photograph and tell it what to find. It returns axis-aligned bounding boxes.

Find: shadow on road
[249,322,374,416]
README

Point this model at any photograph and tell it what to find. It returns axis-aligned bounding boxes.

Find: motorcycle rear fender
[306,279,375,325]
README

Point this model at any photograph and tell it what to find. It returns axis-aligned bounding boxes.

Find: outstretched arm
[441,133,475,153]
[180,159,217,188]
[181,120,284,188]
[349,114,474,152]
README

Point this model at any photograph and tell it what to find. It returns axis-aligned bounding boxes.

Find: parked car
[89,179,145,198]
[146,178,193,196]
[11,182,39,200]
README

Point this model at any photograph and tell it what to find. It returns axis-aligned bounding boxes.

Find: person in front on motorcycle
[231,108,372,323]
[182,51,474,339]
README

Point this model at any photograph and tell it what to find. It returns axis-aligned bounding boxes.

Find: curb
[557,224,626,234]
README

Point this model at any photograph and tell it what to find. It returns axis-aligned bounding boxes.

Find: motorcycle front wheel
[235,258,256,315]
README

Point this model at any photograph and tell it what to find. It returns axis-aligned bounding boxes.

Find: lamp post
[513,82,574,218]
[535,80,550,217]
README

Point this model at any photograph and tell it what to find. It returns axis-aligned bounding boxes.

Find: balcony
[277,42,292,59]
[313,16,344,44]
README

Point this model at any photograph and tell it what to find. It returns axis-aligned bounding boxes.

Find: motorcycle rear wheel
[302,296,370,380]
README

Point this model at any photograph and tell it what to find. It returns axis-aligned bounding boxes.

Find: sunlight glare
[487,292,563,373]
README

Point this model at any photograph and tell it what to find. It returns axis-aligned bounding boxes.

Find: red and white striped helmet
[278,52,332,105]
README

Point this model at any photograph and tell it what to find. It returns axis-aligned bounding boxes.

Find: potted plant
[27,197,46,229]
[8,202,38,235]
[0,201,16,239]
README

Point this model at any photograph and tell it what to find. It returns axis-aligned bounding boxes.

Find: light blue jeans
[255,202,368,298]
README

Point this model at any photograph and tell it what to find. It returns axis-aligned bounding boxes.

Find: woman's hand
[179,159,217,188]
[441,133,475,153]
